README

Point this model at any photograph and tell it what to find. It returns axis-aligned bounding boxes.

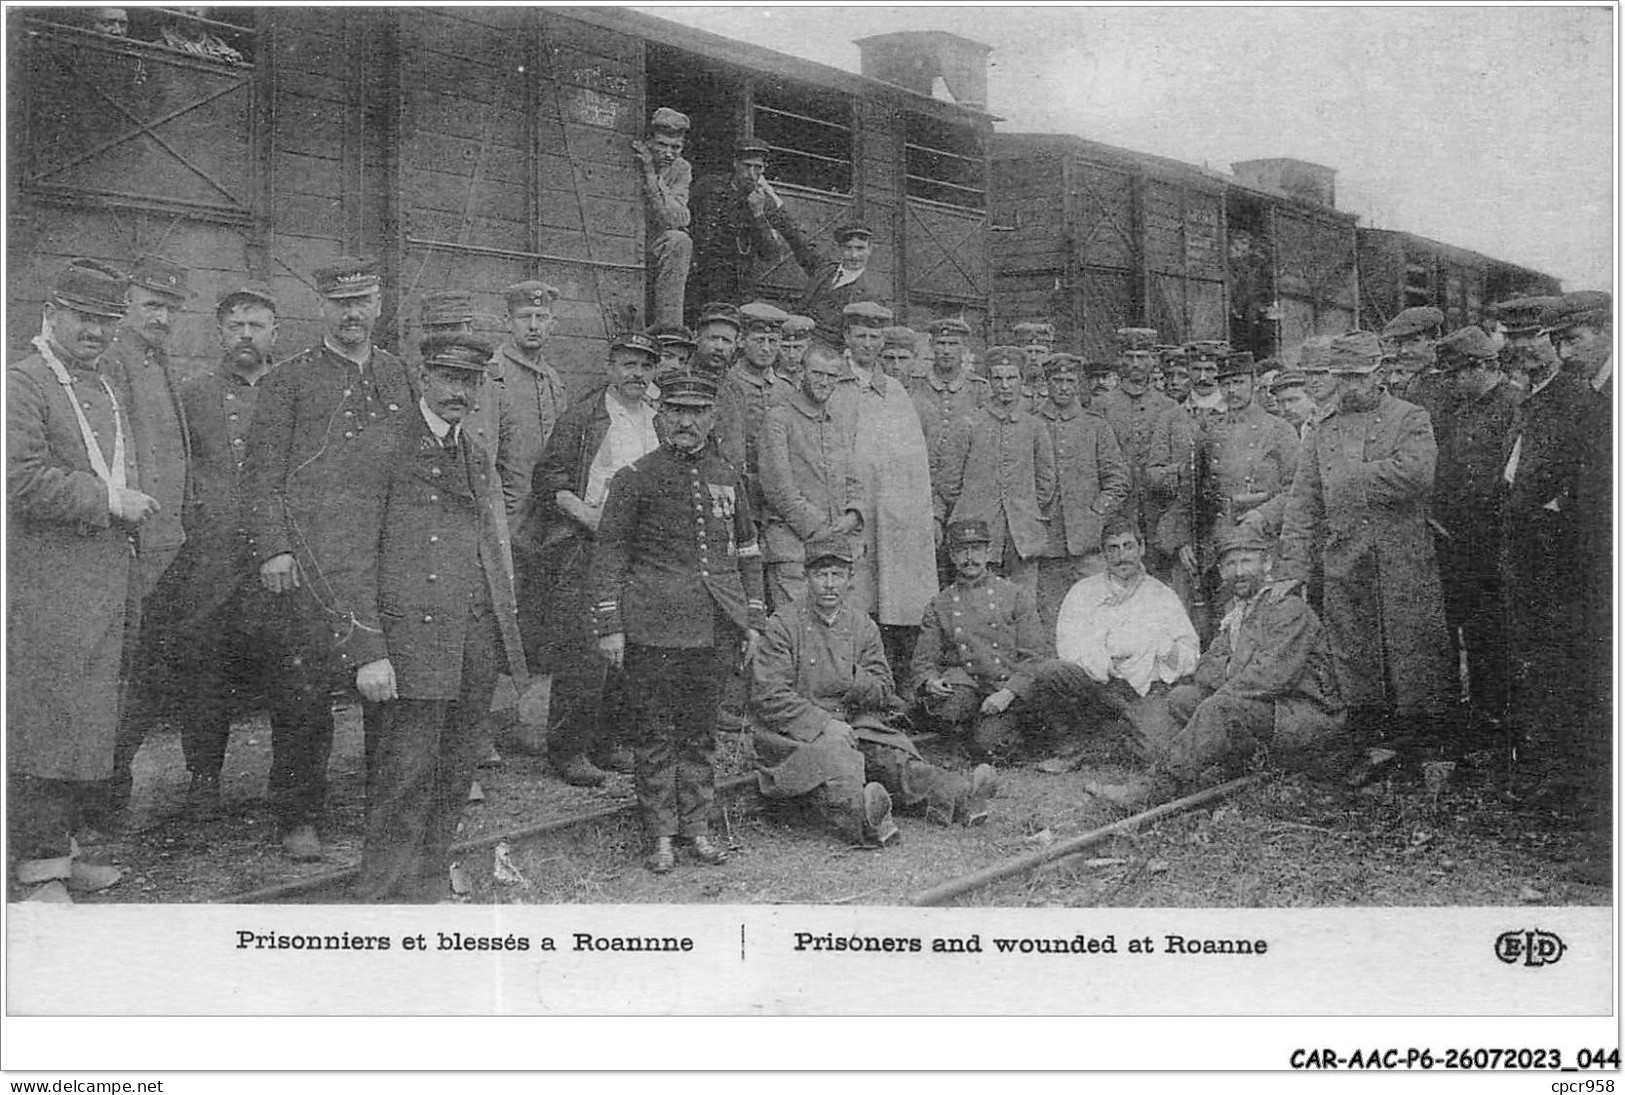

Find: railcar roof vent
[1231,158,1338,209]
[855,31,992,109]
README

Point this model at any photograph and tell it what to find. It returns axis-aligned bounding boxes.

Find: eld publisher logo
[1495,929,1566,967]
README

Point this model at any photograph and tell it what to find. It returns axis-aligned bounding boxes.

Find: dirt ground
[72,696,1613,908]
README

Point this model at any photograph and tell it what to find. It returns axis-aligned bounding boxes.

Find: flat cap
[1013,320,1056,345]
[1491,295,1559,336]
[647,323,697,351]
[804,532,857,568]
[314,256,380,299]
[1156,344,1188,366]
[1540,290,1612,335]
[739,301,790,332]
[1382,306,1445,340]
[983,345,1029,372]
[842,300,894,327]
[503,281,559,311]
[216,281,277,313]
[657,372,719,407]
[130,253,192,301]
[610,331,662,361]
[1184,340,1231,363]
[1435,324,1499,366]
[1215,523,1272,558]
[781,315,816,337]
[419,332,494,372]
[51,258,128,318]
[1327,330,1385,374]
[928,316,972,338]
[733,139,770,161]
[1216,351,1256,380]
[694,302,742,331]
[1116,327,1159,352]
[1044,353,1084,379]
[881,325,918,350]
[1268,368,1309,393]
[834,222,872,243]
[1297,335,1336,372]
[649,106,691,133]
[944,518,992,547]
[419,289,474,327]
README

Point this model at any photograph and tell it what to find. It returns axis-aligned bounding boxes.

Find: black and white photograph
[2,0,1616,1066]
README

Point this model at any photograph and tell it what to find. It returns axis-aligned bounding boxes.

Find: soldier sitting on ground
[751,533,996,847]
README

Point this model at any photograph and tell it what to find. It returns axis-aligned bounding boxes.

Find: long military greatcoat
[106,331,189,601]
[939,403,1058,559]
[8,349,143,780]
[758,387,865,565]
[1034,400,1130,557]
[1278,392,1452,716]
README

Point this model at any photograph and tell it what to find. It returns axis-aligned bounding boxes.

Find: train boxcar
[1357,227,1562,335]
[8,7,994,394]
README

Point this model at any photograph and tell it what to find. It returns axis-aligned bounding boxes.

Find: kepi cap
[739,301,790,333]
[51,259,128,318]
[420,332,494,372]
[130,253,192,301]
[658,373,719,407]
[216,281,276,313]
[1491,296,1558,336]
[781,315,816,337]
[503,281,559,311]
[1381,306,1445,341]
[694,302,742,331]
[610,331,662,362]
[928,316,971,338]
[315,256,380,299]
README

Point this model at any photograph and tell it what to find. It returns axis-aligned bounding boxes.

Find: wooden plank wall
[989,154,1065,344]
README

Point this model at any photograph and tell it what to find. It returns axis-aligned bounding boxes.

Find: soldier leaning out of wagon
[751,533,997,848]
[1080,525,1345,810]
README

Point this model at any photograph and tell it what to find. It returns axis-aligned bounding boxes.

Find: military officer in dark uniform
[330,333,528,903]
[752,533,996,848]
[911,519,1050,758]
[1431,324,1516,730]
[589,373,768,874]
[241,256,414,862]
[686,140,816,323]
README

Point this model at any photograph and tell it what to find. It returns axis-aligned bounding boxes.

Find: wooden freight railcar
[1357,227,1562,335]
[8,7,994,394]
[990,135,1361,362]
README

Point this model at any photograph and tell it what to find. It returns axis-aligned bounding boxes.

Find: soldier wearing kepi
[330,334,528,903]
[752,533,997,848]
[1196,350,1299,555]
[104,254,193,816]
[1032,353,1131,631]
[590,373,768,874]
[908,315,989,530]
[532,332,663,787]
[242,256,414,862]
[141,282,285,816]
[1278,330,1453,765]
[632,106,694,327]
[9,260,150,901]
[1490,296,1560,403]
[1431,324,1516,730]
[911,520,1049,758]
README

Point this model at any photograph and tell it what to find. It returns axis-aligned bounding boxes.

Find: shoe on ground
[67,860,124,893]
[24,880,73,903]
[557,754,607,788]
[646,836,676,874]
[16,855,73,886]
[862,782,899,847]
[959,763,997,827]
[187,773,223,818]
[281,824,324,862]
[688,833,728,866]
[467,780,486,804]
[597,745,636,774]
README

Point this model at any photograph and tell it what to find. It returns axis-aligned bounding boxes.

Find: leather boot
[16,855,72,886]
[861,782,899,847]
[281,824,324,862]
[557,754,607,788]
[67,860,124,893]
[957,763,997,827]
[688,833,728,866]
[646,836,676,874]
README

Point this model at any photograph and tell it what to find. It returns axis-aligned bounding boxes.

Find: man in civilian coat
[241,256,415,861]
[937,345,1057,592]
[589,373,768,874]
[328,334,528,903]
[1032,353,1130,630]
[8,260,153,900]
[1278,331,1453,755]
[792,222,885,345]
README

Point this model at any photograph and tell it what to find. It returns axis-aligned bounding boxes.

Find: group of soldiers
[7,105,1613,900]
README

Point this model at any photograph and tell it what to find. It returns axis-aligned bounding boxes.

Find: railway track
[223,733,1265,906]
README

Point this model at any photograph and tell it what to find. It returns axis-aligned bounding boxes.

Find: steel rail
[907,774,1268,907]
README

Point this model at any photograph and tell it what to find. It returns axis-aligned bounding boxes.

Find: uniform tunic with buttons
[1096,385,1187,546]
[241,341,413,657]
[1034,400,1131,557]
[1278,392,1451,716]
[908,369,989,488]
[1198,402,1298,547]
[716,361,793,521]
[8,350,143,780]
[590,443,768,647]
[758,387,865,565]
[911,572,1049,697]
[938,403,1058,559]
